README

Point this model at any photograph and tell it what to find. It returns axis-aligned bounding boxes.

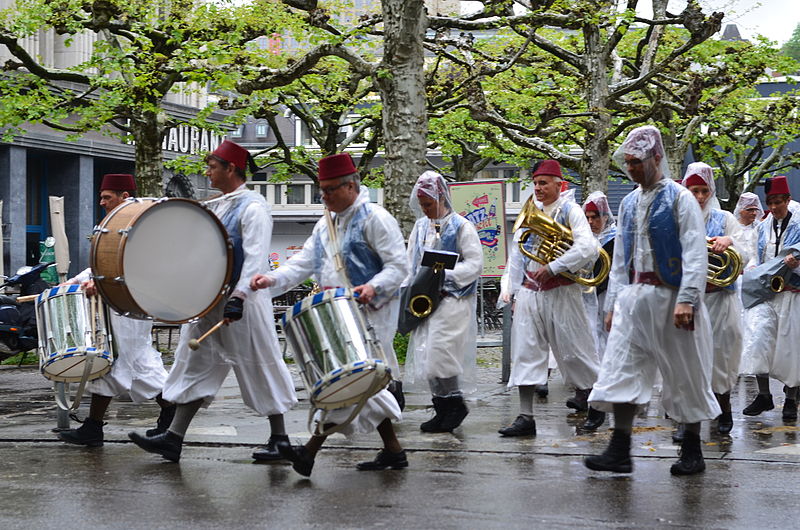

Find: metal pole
[55,382,70,430]
[479,277,485,337]
[501,303,512,383]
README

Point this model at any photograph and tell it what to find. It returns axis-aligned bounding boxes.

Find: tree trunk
[580,24,611,199]
[378,0,428,236]
[131,108,166,197]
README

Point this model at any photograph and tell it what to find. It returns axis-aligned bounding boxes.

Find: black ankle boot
[252,434,290,461]
[581,407,606,432]
[783,399,798,422]
[566,388,590,412]
[672,423,686,444]
[670,431,705,475]
[742,394,774,416]
[420,397,446,432]
[717,412,733,434]
[59,417,104,447]
[128,431,183,462]
[146,404,177,437]
[438,395,469,432]
[584,430,632,473]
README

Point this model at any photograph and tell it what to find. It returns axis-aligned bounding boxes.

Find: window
[230,124,243,138]
[285,184,305,204]
[311,183,322,204]
[256,122,268,137]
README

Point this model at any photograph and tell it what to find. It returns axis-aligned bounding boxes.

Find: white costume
[69,268,167,402]
[163,185,297,416]
[681,163,746,395]
[589,176,721,424]
[269,186,406,435]
[504,193,600,390]
[404,175,483,395]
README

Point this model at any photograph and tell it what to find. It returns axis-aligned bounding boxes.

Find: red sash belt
[633,272,662,286]
[522,274,573,292]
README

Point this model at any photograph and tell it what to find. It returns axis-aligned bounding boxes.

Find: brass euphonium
[512,197,611,287]
[706,240,743,288]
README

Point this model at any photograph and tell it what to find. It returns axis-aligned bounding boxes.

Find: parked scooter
[0,262,53,360]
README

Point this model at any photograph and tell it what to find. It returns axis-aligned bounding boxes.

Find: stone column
[0,145,28,274]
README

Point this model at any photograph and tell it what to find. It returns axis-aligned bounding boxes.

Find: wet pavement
[1,344,799,528]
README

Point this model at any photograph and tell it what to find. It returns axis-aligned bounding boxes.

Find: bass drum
[91,198,232,323]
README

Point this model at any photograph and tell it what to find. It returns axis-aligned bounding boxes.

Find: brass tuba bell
[512,197,611,287]
[706,240,743,288]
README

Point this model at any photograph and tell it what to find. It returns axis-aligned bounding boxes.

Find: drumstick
[15,294,40,303]
[188,320,226,350]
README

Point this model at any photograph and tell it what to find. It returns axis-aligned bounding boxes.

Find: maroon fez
[584,201,599,214]
[532,159,562,179]
[683,174,706,188]
[318,153,357,181]
[100,173,136,192]
[210,140,250,171]
[765,176,791,196]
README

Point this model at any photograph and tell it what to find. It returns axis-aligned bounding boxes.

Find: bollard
[501,303,512,383]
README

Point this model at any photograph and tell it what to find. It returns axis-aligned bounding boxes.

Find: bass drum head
[122,200,230,323]
[41,349,113,383]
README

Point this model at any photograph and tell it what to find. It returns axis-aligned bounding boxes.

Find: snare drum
[91,198,232,323]
[282,288,392,410]
[35,284,113,383]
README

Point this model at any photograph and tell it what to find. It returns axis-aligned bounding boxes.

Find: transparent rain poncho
[612,125,672,184]
[404,170,479,396]
[734,192,763,225]
[681,161,722,214]
[582,191,616,244]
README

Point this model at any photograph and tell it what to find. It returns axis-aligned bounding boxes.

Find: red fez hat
[318,153,357,181]
[532,159,562,179]
[765,176,791,196]
[584,201,599,214]
[100,173,136,192]
[210,140,250,171]
[683,174,706,188]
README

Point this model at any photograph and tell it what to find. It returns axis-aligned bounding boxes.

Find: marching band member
[498,159,603,437]
[734,192,764,271]
[128,140,297,462]
[582,191,616,363]
[59,174,174,447]
[585,126,720,476]
[679,162,746,436]
[250,152,408,476]
[740,176,800,422]
[404,171,482,433]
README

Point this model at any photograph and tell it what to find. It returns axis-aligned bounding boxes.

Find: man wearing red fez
[129,139,297,463]
[59,174,176,448]
[497,159,603,438]
[740,175,800,423]
[585,126,719,476]
[249,152,408,476]
[677,162,746,439]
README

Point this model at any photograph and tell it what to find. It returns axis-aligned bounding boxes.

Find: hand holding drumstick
[188,296,245,350]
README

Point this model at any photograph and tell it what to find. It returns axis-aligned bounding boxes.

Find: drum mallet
[188,320,226,350]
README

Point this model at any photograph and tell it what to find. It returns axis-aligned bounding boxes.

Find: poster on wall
[448,180,507,277]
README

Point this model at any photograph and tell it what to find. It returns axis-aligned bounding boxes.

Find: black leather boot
[580,407,606,431]
[670,431,705,475]
[420,397,446,432]
[128,431,183,462]
[584,430,632,473]
[277,442,315,477]
[742,394,774,416]
[437,395,469,432]
[146,404,177,437]
[783,398,798,422]
[717,412,734,434]
[356,449,409,471]
[252,434,290,461]
[59,417,104,447]
[498,414,536,437]
[566,388,590,412]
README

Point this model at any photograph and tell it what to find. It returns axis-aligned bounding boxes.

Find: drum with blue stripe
[35,285,113,383]
[282,288,391,410]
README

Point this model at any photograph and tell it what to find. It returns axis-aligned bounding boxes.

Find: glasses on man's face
[319,181,350,196]
[624,156,651,167]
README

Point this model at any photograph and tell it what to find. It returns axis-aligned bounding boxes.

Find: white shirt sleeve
[676,190,708,306]
[548,205,600,276]
[603,202,628,313]
[501,229,526,297]
[67,267,92,285]
[233,200,273,298]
